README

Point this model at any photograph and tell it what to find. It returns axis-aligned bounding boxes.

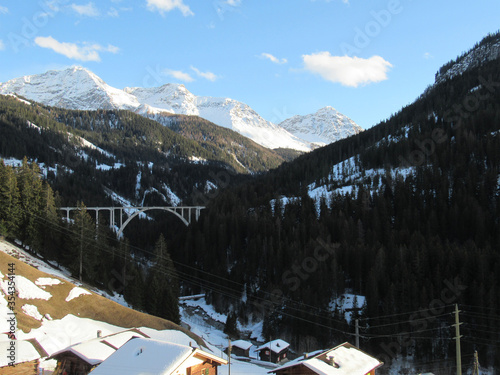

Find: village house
[91,337,228,375]
[49,328,150,374]
[255,339,290,363]
[225,339,253,357]
[269,342,383,375]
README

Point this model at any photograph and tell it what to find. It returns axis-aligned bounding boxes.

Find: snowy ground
[179,297,275,375]
[0,239,274,374]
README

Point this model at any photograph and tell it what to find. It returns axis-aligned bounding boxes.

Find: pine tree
[224,312,238,337]
[145,234,180,323]
[38,181,61,260]
[0,161,21,239]
[17,157,43,250]
[66,202,97,282]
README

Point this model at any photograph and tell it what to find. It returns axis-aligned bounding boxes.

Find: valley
[0,29,500,375]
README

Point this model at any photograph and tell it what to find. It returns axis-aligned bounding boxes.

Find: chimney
[304,353,309,359]
[97,330,102,338]
[327,355,339,368]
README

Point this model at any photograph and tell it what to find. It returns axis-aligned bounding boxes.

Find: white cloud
[190,66,218,81]
[163,69,194,82]
[302,52,392,87]
[107,7,120,17]
[71,2,100,17]
[0,6,8,14]
[423,52,433,59]
[0,40,5,51]
[34,36,119,62]
[260,53,287,65]
[146,0,194,16]
[311,0,348,4]
[225,0,242,5]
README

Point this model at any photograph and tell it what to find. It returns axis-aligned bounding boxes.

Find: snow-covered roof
[230,339,253,351]
[255,339,290,353]
[49,328,150,366]
[0,339,46,367]
[91,338,227,375]
[270,342,383,375]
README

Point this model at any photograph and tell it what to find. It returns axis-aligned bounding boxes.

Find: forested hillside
[170,33,500,371]
[0,157,183,324]
[0,95,288,208]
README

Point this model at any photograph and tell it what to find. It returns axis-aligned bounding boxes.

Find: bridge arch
[60,206,204,237]
[118,207,189,237]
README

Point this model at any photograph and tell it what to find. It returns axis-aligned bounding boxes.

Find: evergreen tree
[223,312,238,337]
[17,157,43,250]
[38,181,62,260]
[0,161,20,239]
[145,234,180,323]
[66,202,97,282]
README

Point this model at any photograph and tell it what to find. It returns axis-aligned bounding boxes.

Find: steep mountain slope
[0,67,317,151]
[435,31,500,85]
[0,94,275,214]
[172,31,500,372]
[278,106,363,146]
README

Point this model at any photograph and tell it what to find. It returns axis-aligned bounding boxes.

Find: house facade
[270,342,383,375]
[91,338,227,375]
[49,328,150,375]
[225,340,252,358]
[255,339,290,363]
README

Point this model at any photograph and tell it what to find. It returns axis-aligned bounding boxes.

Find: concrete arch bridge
[59,206,204,237]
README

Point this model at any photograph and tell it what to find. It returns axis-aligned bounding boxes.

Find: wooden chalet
[49,328,149,375]
[90,337,228,375]
[255,339,290,363]
[269,342,383,375]
[225,339,253,357]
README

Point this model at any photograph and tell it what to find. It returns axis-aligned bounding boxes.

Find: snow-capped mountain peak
[278,106,363,146]
[0,66,140,111]
[0,66,361,151]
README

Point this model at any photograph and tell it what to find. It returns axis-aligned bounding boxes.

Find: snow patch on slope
[65,286,92,302]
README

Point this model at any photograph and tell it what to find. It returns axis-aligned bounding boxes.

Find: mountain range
[0,66,362,151]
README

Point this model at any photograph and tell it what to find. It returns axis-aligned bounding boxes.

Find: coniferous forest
[1,32,500,374]
[171,47,500,370]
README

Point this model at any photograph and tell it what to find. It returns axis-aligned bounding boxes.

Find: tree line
[168,51,500,369]
[0,157,180,324]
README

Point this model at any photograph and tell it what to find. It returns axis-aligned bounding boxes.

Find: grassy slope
[0,246,203,346]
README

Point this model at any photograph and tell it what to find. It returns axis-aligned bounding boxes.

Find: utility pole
[355,319,360,348]
[79,219,83,282]
[228,339,231,375]
[472,350,479,375]
[454,304,462,375]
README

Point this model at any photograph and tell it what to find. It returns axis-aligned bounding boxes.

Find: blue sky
[0,0,499,129]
